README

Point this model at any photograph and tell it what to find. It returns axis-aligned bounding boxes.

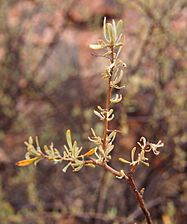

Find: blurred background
[0,0,186,223]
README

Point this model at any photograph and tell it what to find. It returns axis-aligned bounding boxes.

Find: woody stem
[87,159,153,224]
[103,45,114,150]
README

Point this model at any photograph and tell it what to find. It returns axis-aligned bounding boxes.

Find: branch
[103,45,114,151]
[88,159,153,224]
[126,167,153,224]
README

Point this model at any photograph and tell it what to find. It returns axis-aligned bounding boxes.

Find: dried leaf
[16,157,38,167]
[83,147,97,157]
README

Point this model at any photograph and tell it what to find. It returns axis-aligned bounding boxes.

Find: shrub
[17,18,164,224]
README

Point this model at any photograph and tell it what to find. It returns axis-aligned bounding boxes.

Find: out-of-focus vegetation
[0,0,186,223]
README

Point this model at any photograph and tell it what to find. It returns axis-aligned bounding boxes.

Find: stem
[126,169,153,224]
[40,152,153,223]
[87,159,153,224]
[103,45,114,150]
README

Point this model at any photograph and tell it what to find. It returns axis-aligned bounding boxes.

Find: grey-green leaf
[62,162,71,173]
[89,44,106,50]
[119,157,131,164]
[117,20,123,36]
[103,17,110,42]
[112,19,117,42]
[66,129,73,149]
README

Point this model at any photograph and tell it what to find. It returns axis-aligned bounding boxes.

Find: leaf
[108,109,114,116]
[54,148,61,158]
[108,131,116,143]
[66,129,73,149]
[112,84,126,90]
[103,17,110,42]
[107,23,114,43]
[119,157,131,164]
[33,158,43,166]
[131,147,136,162]
[83,147,97,157]
[105,143,114,156]
[16,157,38,167]
[35,136,41,152]
[141,161,150,167]
[24,141,29,147]
[89,44,105,50]
[98,145,105,157]
[107,109,114,121]
[72,161,84,172]
[94,110,104,120]
[72,140,77,157]
[117,20,123,36]
[44,145,51,156]
[115,42,123,47]
[112,69,124,85]
[64,145,71,157]
[112,19,117,41]
[25,152,31,160]
[110,94,122,103]
[85,163,95,168]
[28,136,33,144]
[91,128,96,137]
[62,162,71,173]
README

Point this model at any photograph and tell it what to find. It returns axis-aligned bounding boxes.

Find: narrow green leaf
[108,131,116,143]
[66,129,73,149]
[72,140,77,157]
[103,17,110,42]
[64,145,71,157]
[112,19,117,41]
[107,23,115,43]
[105,144,114,156]
[29,136,33,144]
[94,110,104,120]
[117,20,123,36]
